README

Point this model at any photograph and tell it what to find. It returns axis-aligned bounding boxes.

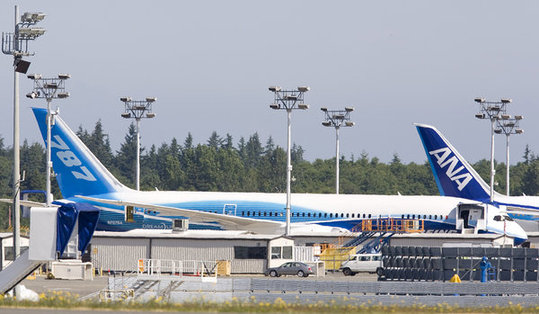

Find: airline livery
[23,108,527,243]
[416,123,539,231]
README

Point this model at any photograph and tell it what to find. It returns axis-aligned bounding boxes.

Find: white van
[340,253,383,276]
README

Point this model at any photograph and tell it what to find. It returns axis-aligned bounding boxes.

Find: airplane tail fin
[415,123,492,202]
[32,108,129,199]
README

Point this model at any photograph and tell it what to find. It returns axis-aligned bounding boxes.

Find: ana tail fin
[415,123,491,201]
[32,108,128,199]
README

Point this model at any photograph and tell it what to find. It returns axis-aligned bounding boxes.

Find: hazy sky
[1,1,538,164]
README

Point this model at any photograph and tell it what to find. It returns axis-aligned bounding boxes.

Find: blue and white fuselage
[28,108,528,244]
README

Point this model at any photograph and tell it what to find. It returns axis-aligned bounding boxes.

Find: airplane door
[457,203,485,230]
[467,209,483,227]
[223,204,237,216]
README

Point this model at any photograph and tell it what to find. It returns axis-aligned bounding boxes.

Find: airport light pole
[474,98,511,202]
[27,74,70,206]
[321,107,355,194]
[2,6,45,271]
[120,97,157,191]
[269,86,310,236]
[494,114,523,196]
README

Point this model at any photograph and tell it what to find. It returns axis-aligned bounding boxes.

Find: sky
[1,1,538,164]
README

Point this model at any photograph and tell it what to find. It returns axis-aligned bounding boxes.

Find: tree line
[0,121,538,229]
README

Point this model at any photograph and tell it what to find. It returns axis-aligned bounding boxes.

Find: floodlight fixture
[515,129,524,134]
[267,84,310,236]
[119,96,158,191]
[474,97,512,202]
[14,59,31,74]
[3,6,47,290]
[475,113,485,119]
[21,12,46,23]
[27,73,42,80]
[43,82,58,89]
[320,107,327,112]
[17,27,46,38]
[494,129,502,134]
[26,73,71,212]
[514,115,523,120]
[320,106,355,195]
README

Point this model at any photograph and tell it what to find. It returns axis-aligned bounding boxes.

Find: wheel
[270,270,277,277]
[342,268,353,276]
[297,270,305,277]
[376,267,384,277]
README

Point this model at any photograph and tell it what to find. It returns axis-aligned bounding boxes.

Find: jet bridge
[0,203,99,294]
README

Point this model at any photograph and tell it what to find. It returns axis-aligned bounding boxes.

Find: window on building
[283,246,292,259]
[368,214,371,218]
[4,246,29,261]
[234,246,267,259]
[271,247,281,259]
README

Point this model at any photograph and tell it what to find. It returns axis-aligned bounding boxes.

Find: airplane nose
[508,221,528,246]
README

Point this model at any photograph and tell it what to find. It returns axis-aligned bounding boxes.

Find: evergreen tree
[207,131,223,149]
[115,123,138,188]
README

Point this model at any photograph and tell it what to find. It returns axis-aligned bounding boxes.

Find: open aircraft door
[456,203,486,233]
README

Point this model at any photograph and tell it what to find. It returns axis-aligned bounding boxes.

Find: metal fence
[380,246,539,282]
[137,259,217,278]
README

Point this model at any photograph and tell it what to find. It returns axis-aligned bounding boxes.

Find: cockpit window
[504,215,514,221]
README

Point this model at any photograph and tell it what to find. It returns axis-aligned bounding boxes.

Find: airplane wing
[0,199,55,208]
[76,195,285,234]
[503,206,539,217]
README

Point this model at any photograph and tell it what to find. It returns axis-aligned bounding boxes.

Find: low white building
[89,230,298,274]
[0,233,30,270]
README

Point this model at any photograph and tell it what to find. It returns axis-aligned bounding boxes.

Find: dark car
[264,262,313,277]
